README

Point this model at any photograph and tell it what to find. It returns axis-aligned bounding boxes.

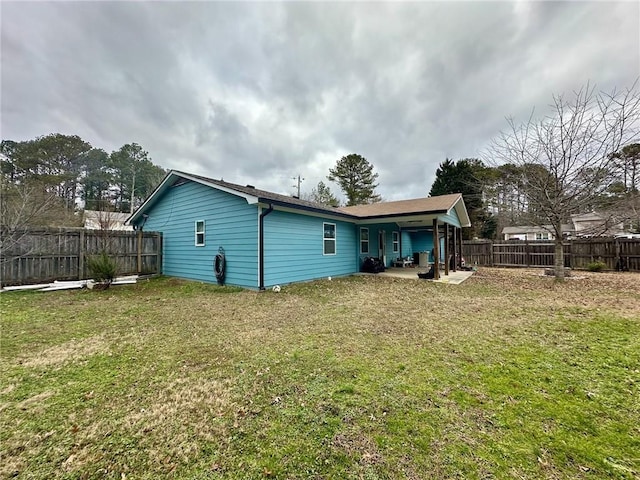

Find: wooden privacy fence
[1,228,162,286]
[462,238,640,272]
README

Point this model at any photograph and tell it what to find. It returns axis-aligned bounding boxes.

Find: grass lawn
[1,268,639,479]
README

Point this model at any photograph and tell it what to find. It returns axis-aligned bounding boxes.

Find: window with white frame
[195,220,205,246]
[392,231,399,253]
[360,228,369,254]
[535,232,550,240]
[323,223,336,255]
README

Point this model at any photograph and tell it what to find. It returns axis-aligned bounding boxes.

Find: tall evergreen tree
[429,158,488,239]
[81,148,112,211]
[328,154,381,206]
[109,143,165,213]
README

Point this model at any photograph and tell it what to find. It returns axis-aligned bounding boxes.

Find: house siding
[137,180,259,288]
[401,231,413,258]
[409,231,433,255]
[357,223,401,268]
[263,210,357,286]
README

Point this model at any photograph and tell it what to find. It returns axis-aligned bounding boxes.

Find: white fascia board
[451,196,471,227]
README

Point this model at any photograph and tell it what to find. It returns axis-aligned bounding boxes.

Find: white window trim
[360,227,369,254]
[195,220,205,246]
[392,231,399,253]
[323,222,336,255]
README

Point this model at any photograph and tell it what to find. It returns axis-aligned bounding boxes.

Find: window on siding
[360,228,369,254]
[323,223,336,255]
[535,232,550,240]
[195,220,205,246]
[392,231,399,253]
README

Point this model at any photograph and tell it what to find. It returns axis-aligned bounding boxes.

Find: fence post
[492,240,497,266]
[525,239,530,267]
[78,230,85,280]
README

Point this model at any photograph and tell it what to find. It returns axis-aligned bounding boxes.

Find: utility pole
[292,175,304,198]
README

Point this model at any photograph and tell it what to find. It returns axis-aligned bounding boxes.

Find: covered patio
[340,193,471,281]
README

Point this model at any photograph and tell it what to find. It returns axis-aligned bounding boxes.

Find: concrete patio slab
[373,267,475,285]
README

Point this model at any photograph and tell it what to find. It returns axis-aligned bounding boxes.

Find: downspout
[259,203,274,290]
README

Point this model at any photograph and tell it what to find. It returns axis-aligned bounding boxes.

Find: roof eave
[258,198,357,220]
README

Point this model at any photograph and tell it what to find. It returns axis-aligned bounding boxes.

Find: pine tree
[429,158,488,239]
[328,154,381,206]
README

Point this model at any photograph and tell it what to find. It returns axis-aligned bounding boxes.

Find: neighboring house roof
[571,212,605,223]
[570,212,626,236]
[84,210,133,231]
[502,211,630,237]
[127,170,471,227]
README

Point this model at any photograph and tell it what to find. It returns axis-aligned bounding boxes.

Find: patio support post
[457,228,463,269]
[433,218,440,279]
[444,224,450,276]
[452,226,457,272]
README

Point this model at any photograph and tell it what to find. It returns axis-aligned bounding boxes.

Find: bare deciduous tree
[0,176,76,259]
[488,82,640,279]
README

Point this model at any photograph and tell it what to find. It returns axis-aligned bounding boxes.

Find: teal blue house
[127,171,471,289]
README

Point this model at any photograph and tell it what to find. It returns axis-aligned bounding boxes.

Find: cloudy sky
[2,1,638,201]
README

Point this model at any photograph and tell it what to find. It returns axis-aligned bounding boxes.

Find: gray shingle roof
[129,170,469,225]
[338,194,461,218]
[184,172,348,216]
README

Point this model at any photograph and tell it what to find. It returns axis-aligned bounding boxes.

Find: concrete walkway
[375,267,476,285]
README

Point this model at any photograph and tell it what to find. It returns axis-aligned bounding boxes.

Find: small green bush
[587,261,606,272]
[87,251,117,285]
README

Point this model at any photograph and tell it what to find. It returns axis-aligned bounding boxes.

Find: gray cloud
[2,1,638,201]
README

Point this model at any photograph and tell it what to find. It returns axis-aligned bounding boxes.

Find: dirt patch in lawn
[332,430,384,466]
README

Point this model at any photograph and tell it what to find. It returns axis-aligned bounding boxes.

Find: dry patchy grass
[1,268,639,479]
[16,335,109,368]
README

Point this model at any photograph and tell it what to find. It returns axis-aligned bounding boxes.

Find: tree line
[307,82,639,280]
[1,133,165,230]
[3,82,637,281]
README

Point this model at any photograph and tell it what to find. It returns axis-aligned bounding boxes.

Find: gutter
[259,203,274,290]
[357,209,448,220]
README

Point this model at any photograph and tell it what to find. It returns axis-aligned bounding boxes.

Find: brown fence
[1,228,162,286]
[463,238,640,271]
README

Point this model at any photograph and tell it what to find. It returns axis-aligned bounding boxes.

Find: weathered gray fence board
[1,228,162,286]
[463,238,639,272]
